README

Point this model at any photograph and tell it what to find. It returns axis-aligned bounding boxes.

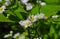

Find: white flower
[26,3,33,10]
[19,21,25,26]
[13,33,20,38]
[40,2,46,6]
[0,6,6,14]
[36,0,41,3]
[19,20,32,28]
[52,15,59,18]
[37,13,45,19]
[0,0,2,2]
[9,34,12,36]
[2,6,6,9]
[4,30,13,38]
[39,37,42,39]
[5,1,11,6]
[10,31,13,34]
[34,37,42,39]
[20,0,29,4]
[37,38,39,39]
[4,34,12,38]
[28,15,37,22]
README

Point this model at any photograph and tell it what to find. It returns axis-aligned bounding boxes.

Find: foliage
[0,0,60,39]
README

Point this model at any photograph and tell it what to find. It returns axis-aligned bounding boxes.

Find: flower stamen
[0,7,4,11]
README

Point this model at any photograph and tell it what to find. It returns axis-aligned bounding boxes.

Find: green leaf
[18,3,27,13]
[31,4,39,15]
[44,34,48,39]
[54,33,58,39]
[10,0,18,9]
[5,10,15,16]
[45,0,59,4]
[13,4,27,20]
[40,5,60,16]
[49,26,55,37]
[58,31,60,36]
[20,32,28,36]
[11,25,18,31]
[15,7,27,13]
[0,14,14,22]
[14,10,24,20]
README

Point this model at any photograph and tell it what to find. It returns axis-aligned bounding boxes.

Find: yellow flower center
[30,16,34,21]
[0,7,4,11]
[26,21,30,26]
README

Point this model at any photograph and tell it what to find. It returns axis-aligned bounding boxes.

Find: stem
[38,0,41,13]
[28,27,31,39]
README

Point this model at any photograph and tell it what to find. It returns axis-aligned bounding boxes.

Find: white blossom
[52,15,59,18]
[37,38,39,39]
[0,5,6,14]
[20,0,29,4]
[2,6,6,9]
[39,37,42,39]
[26,3,33,10]
[40,2,46,6]
[4,34,12,38]
[0,0,2,2]
[5,1,11,6]
[37,13,45,19]
[33,37,42,39]
[4,30,13,38]
[36,0,41,3]
[27,15,37,22]
[13,33,20,38]
[19,20,32,28]
[19,21,26,26]
[10,31,13,34]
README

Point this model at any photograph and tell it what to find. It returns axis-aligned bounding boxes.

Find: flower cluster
[19,13,46,28]
[13,33,20,38]
[19,13,59,28]
[1,0,60,39]
[36,0,46,6]
[4,31,25,39]
[0,0,46,14]
[4,31,13,38]
[13,33,25,39]
[0,0,11,14]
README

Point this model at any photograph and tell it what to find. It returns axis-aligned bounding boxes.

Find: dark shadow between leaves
[20,12,29,19]
[56,11,60,15]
